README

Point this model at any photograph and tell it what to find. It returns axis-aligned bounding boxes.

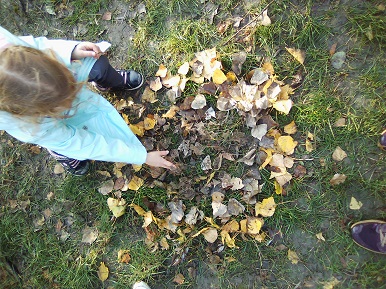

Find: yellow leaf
[212,69,227,84]
[162,105,180,118]
[97,262,109,282]
[132,164,142,172]
[129,122,145,137]
[160,237,169,250]
[262,62,274,74]
[322,277,340,289]
[285,47,305,64]
[259,148,274,169]
[274,180,283,195]
[270,170,292,187]
[128,176,144,191]
[284,121,297,134]
[306,138,314,152]
[247,217,264,235]
[226,71,237,83]
[288,249,300,264]
[349,196,363,210]
[155,64,167,77]
[316,232,326,241]
[107,198,127,218]
[143,211,154,228]
[144,117,156,130]
[220,230,238,248]
[278,84,293,100]
[277,135,298,155]
[222,220,239,233]
[272,99,293,115]
[130,204,146,216]
[204,217,221,229]
[240,219,247,233]
[255,196,276,217]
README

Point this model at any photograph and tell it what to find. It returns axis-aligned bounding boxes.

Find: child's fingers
[158,150,170,157]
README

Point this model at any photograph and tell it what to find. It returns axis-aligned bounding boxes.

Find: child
[0,26,175,175]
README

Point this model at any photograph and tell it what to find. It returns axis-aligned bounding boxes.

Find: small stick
[222,0,275,46]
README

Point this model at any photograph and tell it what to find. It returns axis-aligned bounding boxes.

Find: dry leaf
[160,237,170,250]
[285,47,305,64]
[334,117,346,127]
[329,173,347,185]
[178,62,190,75]
[128,176,144,191]
[117,249,131,263]
[316,232,326,241]
[212,202,228,218]
[162,105,180,118]
[272,99,293,115]
[332,146,347,162]
[202,227,218,243]
[97,262,109,282]
[155,64,167,77]
[102,11,112,21]
[129,122,145,137]
[201,155,212,170]
[173,273,185,285]
[212,69,227,84]
[107,197,127,218]
[255,196,276,217]
[284,121,297,134]
[98,180,114,195]
[53,163,65,174]
[322,276,340,289]
[288,249,300,264]
[227,198,245,215]
[141,86,158,103]
[349,196,363,210]
[144,116,156,130]
[81,227,98,244]
[191,94,207,109]
[149,77,163,92]
[277,135,298,155]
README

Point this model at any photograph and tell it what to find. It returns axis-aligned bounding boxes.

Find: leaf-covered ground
[0,0,385,289]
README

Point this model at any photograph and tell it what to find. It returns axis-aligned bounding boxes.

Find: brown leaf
[114,177,125,190]
[81,227,98,244]
[329,173,347,185]
[118,249,131,263]
[173,273,185,285]
[102,11,112,21]
[332,146,347,162]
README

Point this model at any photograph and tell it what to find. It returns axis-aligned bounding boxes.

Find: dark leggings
[88,55,124,88]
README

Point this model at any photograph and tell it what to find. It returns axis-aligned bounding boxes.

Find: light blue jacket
[0,26,147,164]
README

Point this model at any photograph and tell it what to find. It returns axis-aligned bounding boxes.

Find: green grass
[1,0,385,288]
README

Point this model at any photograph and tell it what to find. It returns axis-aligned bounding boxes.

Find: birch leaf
[285,47,305,64]
[155,64,167,77]
[255,196,276,217]
[202,227,218,243]
[149,77,163,92]
[329,173,347,185]
[284,121,297,134]
[272,99,293,115]
[277,135,298,155]
[288,249,300,264]
[332,146,347,162]
[128,176,144,191]
[178,62,190,75]
[97,262,109,282]
[349,196,363,210]
[212,69,227,84]
[191,94,207,109]
[107,197,127,218]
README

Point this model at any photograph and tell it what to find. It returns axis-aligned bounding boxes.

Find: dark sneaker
[116,69,144,90]
[92,69,144,92]
[351,220,386,254]
[378,129,386,151]
[58,159,90,176]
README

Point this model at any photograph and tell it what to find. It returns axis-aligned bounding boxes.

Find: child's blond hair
[0,45,81,118]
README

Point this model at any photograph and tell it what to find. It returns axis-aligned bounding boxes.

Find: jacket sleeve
[4,116,148,165]
[18,35,79,66]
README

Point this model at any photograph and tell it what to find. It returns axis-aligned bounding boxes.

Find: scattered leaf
[288,249,300,264]
[329,173,347,185]
[349,196,363,210]
[97,262,109,282]
[173,273,185,285]
[255,196,276,217]
[128,176,144,191]
[98,180,114,195]
[332,146,347,162]
[81,227,98,244]
[191,94,207,109]
[107,198,127,218]
[118,250,131,264]
[316,232,326,241]
[212,69,227,84]
[285,47,305,64]
[202,227,218,243]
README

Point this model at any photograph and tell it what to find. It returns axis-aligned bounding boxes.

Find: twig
[222,0,275,46]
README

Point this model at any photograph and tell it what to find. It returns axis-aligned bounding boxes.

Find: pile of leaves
[96,46,314,259]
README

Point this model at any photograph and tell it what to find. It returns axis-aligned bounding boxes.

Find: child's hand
[145,151,176,170]
[71,42,103,60]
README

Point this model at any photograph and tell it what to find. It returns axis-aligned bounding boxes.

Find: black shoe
[116,69,144,90]
[58,159,90,176]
